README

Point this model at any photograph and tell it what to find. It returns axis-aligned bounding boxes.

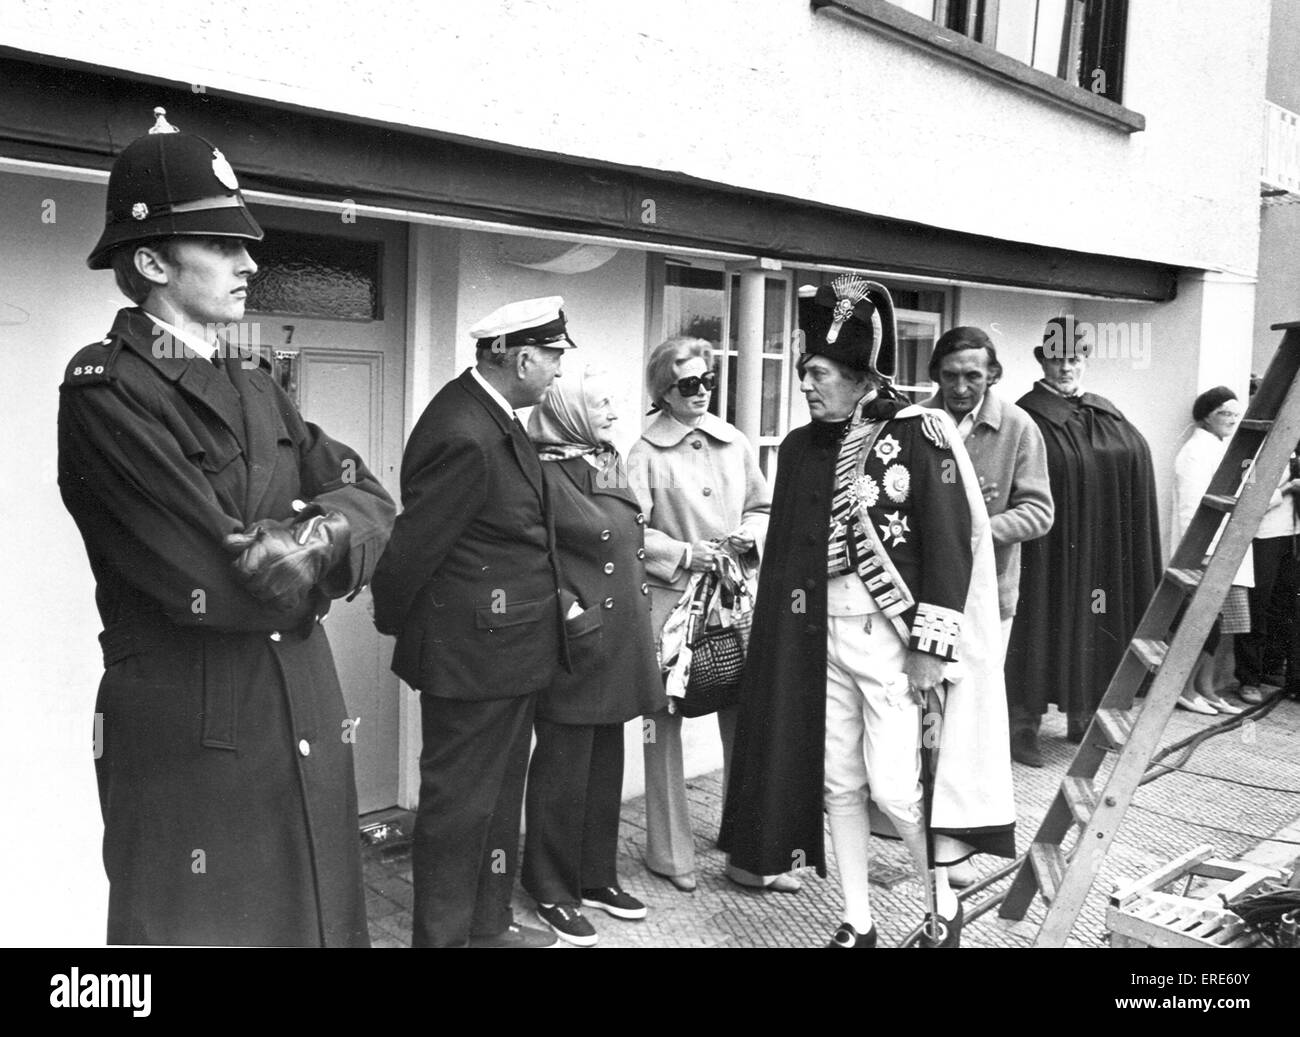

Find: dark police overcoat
[57,307,395,946]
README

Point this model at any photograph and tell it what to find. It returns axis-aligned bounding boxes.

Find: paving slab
[363,699,1300,948]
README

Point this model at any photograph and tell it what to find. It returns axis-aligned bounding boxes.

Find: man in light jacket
[921,326,1054,767]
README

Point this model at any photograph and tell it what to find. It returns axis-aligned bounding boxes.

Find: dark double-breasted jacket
[371,369,566,699]
[57,307,395,946]
[539,456,666,725]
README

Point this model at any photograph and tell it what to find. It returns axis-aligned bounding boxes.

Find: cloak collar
[640,409,739,448]
[1018,381,1124,426]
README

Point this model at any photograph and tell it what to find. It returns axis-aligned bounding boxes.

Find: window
[247,228,384,320]
[897,0,1128,102]
[654,260,795,479]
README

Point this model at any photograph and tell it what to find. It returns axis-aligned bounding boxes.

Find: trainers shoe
[581,886,647,920]
[535,903,598,947]
[826,922,877,948]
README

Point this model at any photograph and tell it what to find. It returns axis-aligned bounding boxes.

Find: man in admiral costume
[718,277,1016,948]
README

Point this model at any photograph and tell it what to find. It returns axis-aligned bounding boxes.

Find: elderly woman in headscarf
[1171,386,1249,715]
[521,367,665,947]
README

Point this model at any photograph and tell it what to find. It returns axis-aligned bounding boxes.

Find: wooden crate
[1106,844,1283,948]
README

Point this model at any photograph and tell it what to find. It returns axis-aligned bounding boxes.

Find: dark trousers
[1236,535,1300,685]
[411,692,535,948]
[522,720,624,905]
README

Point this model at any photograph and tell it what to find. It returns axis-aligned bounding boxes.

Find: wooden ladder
[997,321,1300,947]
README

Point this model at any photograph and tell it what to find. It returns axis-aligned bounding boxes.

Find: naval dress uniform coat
[718,400,1017,876]
[521,456,665,904]
[57,307,395,946]
[371,368,567,946]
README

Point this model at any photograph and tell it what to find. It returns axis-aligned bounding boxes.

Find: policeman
[59,108,395,945]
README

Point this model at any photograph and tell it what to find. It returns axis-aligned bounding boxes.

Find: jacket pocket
[474,595,547,632]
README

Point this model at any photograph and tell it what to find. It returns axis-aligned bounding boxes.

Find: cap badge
[131,202,149,221]
[827,274,871,345]
[211,148,240,190]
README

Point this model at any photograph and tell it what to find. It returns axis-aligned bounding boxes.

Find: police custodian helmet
[86,107,264,269]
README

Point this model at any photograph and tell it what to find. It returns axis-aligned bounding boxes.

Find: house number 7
[283,325,295,345]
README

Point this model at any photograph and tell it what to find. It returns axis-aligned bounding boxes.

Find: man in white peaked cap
[372,296,576,947]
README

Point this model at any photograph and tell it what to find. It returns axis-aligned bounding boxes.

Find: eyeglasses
[674,372,717,397]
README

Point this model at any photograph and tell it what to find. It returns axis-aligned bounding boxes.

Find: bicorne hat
[797,275,897,379]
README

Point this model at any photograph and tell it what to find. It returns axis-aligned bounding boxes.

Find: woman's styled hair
[645,336,714,410]
[928,326,1002,384]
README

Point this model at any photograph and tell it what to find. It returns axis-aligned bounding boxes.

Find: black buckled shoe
[919,901,964,948]
[826,922,878,948]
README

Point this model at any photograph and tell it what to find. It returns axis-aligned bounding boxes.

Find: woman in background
[627,336,798,894]
[1170,386,1248,715]
[522,368,665,946]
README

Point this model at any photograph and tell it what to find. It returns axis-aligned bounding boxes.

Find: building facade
[0,0,1272,944]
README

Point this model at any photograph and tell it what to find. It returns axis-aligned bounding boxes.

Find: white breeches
[822,575,924,829]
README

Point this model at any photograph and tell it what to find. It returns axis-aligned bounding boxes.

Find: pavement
[360,696,1300,949]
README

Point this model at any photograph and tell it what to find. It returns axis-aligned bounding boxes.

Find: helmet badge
[130,202,149,220]
[211,148,240,190]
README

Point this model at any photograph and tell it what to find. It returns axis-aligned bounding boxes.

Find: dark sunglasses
[674,372,717,397]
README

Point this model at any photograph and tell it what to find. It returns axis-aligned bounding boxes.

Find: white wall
[0,0,1270,275]
[453,232,650,458]
[0,171,120,945]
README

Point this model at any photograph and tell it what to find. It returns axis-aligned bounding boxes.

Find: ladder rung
[1201,493,1237,513]
[1130,638,1168,672]
[1029,842,1067,903]
[1061,776,1099,827]
[1165,567,1203,592]
[1094,707,1135,750]
[1238,418,1273,432]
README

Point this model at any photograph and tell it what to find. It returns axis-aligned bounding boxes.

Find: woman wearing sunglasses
[627,337,800,894]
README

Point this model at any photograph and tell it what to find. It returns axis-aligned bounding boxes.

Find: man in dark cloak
[1003,316,1162,766]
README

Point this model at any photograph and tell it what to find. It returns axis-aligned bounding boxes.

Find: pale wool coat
[626,411,771,634]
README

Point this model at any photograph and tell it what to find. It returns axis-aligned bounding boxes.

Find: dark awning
[0,52,1178,300]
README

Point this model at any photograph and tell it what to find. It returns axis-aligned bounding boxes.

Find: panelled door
[247,205,407,815]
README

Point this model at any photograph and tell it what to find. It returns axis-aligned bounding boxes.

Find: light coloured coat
[626,410,771,633]
[921,390,1054,619]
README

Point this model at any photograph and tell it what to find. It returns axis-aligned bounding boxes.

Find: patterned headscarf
[527,367,618,470]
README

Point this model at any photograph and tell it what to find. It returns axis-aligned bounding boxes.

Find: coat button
[604,562,615,575]
[270,631,282,642]
[298,739,310,757]
[702,487,712,496]
[641,583,649,595]
[603,597,615,609]
[805,533,817,546]
[636,548,646,560]
[635,513,646,526]
[691,439,703,450]
[600,529,612,541]
[805,577,818,590]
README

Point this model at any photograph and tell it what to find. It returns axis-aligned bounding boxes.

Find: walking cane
[918,683,949,946]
